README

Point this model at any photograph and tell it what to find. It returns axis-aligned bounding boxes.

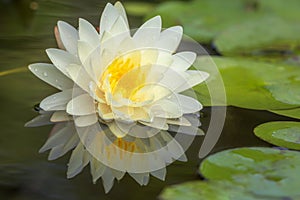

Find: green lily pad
[160,180,276,200]
[260,0,300,22]
[147,0,265,43]
[254,121,300,150]
[195,56,300,109]
[266,82,300,105]
[200,147,300,198]
[270,108,300,120]
[214,17,300,56]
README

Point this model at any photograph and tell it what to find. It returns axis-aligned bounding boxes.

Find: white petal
[177,94,203,113]
[109,16,130,38]
[166,117,191,126]
[66,64,92,92]
[156,26,183,53]
[170,51,196,71]
[74,114,98,127]
[28,63,73,90]
[40,89,72,111]
[108,122,127,138]
[79,18,99,48]
[98,103,114,120]
[175,70,209,93]
[114,1,129,28]
[78,40,93,64]
[46,48,79,78]
[139,118,168,130]
[57,21,79,55]
[50,111,72,122]
[150,99,182,118]
[66,93,96,116]
[133,16,161,47]
[99,3,120,35]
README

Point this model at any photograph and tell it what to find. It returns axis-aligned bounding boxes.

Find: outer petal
[79,18,100,48]
[170,51,196,71]
[66,93,96,116]
[28,63,73,90]
[175,70,209,93]
[133,16,161,47]
[46,48,80,78]
[156,26,183,53]
[74,114,98,127]
[99,3,120,35]
[57,21,79,55]
[40,89,72,111]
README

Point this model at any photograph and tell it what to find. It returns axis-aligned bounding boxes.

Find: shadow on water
[0,0,297,199]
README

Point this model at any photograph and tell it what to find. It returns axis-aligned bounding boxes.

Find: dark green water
[0,0,294,199]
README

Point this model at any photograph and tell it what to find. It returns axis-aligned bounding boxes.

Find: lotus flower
[26,2,209,193]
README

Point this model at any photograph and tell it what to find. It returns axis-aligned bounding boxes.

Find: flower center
[100,51,141,94]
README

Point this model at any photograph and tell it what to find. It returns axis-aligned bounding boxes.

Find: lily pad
[200,147,300,198]
[254,121,300,150]
[260,0,300,21]
[214,17,300,56]
[147,0,265,43]
[266,82,300,105]
[160,180,276,200]
[270,108,300,120]
[195,56,300,109]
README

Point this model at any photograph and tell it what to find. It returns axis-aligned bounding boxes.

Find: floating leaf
[259,0,300,21]
[214,17,300,56]
[270,108,300,120]
[254,121,300,150]
[200,147,300,199]
[160,180,275,200]
[266,82,300,105]
[148,0,264,43]
[195,56,300,109]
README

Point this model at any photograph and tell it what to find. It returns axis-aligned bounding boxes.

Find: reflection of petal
[67,143,90,178]
[129,172,149,186]
[25,112,53,127]
[150,167,166,181]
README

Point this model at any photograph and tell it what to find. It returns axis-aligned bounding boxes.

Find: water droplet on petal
[43,72,48,77]
[34,68,38,72]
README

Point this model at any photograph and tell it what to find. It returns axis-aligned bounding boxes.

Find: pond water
[0,0,296,199]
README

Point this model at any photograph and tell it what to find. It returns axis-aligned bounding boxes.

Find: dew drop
[43,72,48,77]
[34,68,38,72]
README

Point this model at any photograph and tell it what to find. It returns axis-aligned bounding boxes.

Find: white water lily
[26,2,208,193]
